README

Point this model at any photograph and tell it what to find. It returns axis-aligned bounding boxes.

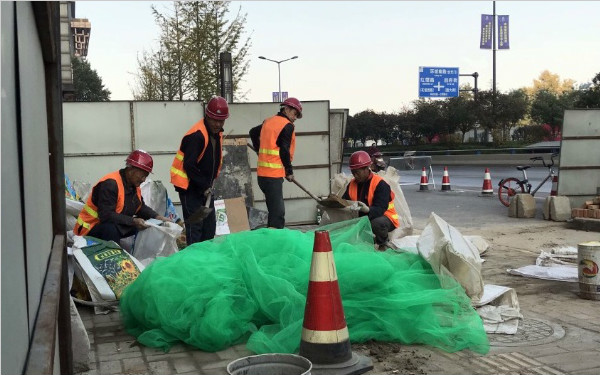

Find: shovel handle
[291,179,321,202]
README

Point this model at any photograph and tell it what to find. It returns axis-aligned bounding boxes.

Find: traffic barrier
[441,166,451,191]
[418,167,429,192]
[299,231,373,375]
[480,168,494,196]
[551,175,558,196]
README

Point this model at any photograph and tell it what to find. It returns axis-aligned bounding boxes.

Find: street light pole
[258,55,298,102]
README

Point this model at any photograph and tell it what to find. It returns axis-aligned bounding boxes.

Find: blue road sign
[418,67,460,98]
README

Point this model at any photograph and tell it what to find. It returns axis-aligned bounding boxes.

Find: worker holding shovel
[343,150,400,250]
[249,97,303,229]
[170,96,229,245]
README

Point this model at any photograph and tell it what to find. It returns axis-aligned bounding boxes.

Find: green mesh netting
[120,217,489,355]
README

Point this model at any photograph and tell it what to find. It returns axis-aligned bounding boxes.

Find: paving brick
[173,356,197,373]
[98,350,144,362]
[117,341,142,353]
[215,346,238,360]
[98,359,122,375]
[148,360,173,375]
[96,342,118,356]
[537,351,600,372]
[122,357,149,374]
[145,352,191,362]
[191,350,220,363]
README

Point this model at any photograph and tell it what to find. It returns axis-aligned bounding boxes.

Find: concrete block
[549,196,572,221]
[508,196,518,217]
[517,193,536,218]
[543,197,551,220]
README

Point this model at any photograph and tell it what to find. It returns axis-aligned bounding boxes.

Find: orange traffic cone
[299,231,373,375]
[418,167,429,191]
[551,175,558,196]
[480,168,494,196]
[441,166,451,191]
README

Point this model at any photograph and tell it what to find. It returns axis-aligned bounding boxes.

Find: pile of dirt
[354,340,431,375]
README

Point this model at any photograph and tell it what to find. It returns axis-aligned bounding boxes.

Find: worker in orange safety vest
[74,150,171,247]
[249,97,303,228]
[342,150,399,250]
[170,96,228,245]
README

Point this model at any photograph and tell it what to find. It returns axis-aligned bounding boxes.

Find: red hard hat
[205,96,229,120]
[349,150,372,170]
[126,149,153,173]
[281,97,303,118]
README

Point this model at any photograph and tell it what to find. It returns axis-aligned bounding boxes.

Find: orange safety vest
[257,115,295,178]
[73,171,142,236]
[170,119,223,190]
[348,174,399,228]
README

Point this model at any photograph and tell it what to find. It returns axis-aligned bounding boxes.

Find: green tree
[442,96,478,143]
[530,90,575,130]
[133,1,251,102]
[71,57,111,101]
[496,89,529,142]
[413,99,443,142]
[574,72,600,108]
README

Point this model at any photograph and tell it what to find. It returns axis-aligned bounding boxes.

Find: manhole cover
[488,317,565,347]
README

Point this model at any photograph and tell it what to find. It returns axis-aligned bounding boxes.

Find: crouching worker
[74,150,171,245]
[343,150,399,250]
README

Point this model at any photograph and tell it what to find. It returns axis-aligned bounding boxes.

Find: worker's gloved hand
[155,215,172,223]
[285,174,294,182]
[204,186,214,197]
[133,217,149,230]
[357,201,370,213]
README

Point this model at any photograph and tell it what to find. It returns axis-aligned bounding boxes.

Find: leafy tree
[133,1,251,102]
[442,96,478,142]
[496,89,529,142]
[530,89,576,130]
[71,57,111,101]
[574,72,600,108]
[523,70,575,97]
[413,99,443,142]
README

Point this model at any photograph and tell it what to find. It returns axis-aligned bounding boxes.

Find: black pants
[371,216,394,245]
[88,221,136,246]
[258,176,285,229]
[179,190,216,245]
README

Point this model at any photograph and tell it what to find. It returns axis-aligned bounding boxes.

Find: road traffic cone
[480,168,494,196]
[441,166,451,191]
[299,231,373,375]
[551,175,558,196]
[418,167,429,191]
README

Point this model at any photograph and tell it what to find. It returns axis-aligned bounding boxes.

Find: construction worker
[171,96,229,245]
[74,150,170,245]
[249,97,303,228]
[342,150,399,250]
[367,145,386,172]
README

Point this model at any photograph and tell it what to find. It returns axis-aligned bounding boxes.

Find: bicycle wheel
[498,178,525,207]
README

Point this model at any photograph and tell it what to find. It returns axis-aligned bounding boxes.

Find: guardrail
[343,146,561,158]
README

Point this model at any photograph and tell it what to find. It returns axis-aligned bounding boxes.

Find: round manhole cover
[488,317,565,347]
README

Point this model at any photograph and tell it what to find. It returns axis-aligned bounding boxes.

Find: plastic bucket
[227,354,312,375]
[578,241,600,300]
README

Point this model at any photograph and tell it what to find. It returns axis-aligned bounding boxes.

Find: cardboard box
[215,197,250,236]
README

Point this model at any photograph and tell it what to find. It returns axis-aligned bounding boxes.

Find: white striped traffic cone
[441,166,451,191]
[480,168,494,196]
[418,167,429,191]
[299,231,373,374]
[551,175,558,196]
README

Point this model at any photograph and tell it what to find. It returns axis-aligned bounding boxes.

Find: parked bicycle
[497,152,559,207]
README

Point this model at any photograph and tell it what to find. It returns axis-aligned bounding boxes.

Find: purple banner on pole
[498,15,510,49]
[480,14,492,49]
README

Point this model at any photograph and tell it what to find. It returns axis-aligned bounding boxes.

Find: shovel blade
[318,194,350,208]
[186,207,214,224]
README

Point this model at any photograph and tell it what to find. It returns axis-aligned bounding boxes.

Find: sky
[75,1,600,115]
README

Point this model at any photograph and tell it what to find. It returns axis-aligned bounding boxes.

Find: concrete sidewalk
[75,190,600,375]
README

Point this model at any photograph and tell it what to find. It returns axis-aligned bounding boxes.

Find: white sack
[417,212,484,303]
[475,284,522,334]
[141,179,167,216]
[133,220,182,266]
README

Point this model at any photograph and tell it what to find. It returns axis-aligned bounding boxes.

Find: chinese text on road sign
[418,67,460,98]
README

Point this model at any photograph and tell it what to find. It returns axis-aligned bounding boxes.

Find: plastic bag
[133,221,183,266]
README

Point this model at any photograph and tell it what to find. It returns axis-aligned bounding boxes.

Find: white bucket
[227,354,312,375]
[578,241,600,301]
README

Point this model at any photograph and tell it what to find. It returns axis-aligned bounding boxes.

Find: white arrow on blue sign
[418,66,460,98]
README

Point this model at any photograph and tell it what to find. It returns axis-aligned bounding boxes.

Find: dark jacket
[176,128,222,194]
[249,112,295,176]
[92,169,158,234]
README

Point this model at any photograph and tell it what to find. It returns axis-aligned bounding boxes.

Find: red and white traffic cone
[441,166,451,191]
[418,167,429,192]
[480,168,494,196]
[550,175,558,196]
[299,231,373,375]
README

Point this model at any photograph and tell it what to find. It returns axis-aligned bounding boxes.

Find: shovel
[291,178,350,209]
[186,191,213,224]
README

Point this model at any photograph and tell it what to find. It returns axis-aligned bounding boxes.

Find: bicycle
[497,152,559,207]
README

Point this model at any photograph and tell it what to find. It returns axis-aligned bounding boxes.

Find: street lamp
[258,55,298,102]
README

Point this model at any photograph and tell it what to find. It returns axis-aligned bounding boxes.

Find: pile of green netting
[120,217,489,355]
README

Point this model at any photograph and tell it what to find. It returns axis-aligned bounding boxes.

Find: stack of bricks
[572,196,600,219]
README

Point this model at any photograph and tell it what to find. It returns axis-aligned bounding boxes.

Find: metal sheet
[562,110,600,137]
[63,102,132,153]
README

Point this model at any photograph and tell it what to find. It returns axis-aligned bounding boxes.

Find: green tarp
[120,217,489,355]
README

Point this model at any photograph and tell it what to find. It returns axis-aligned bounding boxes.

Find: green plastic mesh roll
[120,217,489,355]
